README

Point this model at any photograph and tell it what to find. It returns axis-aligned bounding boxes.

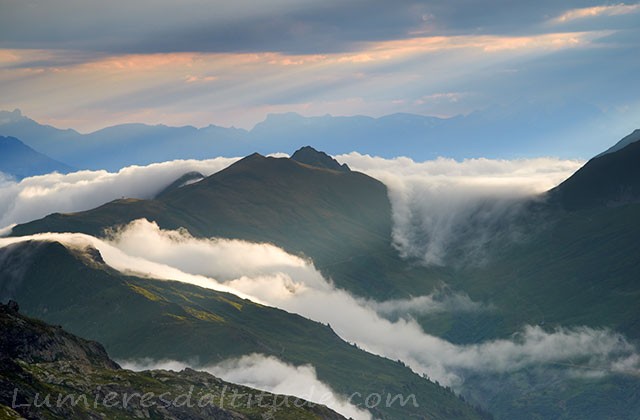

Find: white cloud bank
[121,354,371,420]
[2,153,631,414]
[0,153,582,267]
[0,157,238,229]
[2,219,637,392]
[336,153,584,265]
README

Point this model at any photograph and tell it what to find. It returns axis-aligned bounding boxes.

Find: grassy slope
[12,154,445,300]
[0,241,485,420]
[0,304,345,420]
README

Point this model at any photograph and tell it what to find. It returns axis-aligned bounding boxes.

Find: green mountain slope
[0,301,346,420]
[0,241,487,420]
[450,138,640,339]
[11,149,443,299]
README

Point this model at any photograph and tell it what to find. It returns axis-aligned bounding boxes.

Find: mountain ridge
[0,103,616,170]
[549,133,640,210]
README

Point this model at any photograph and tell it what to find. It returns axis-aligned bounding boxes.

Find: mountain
[0,241,487,420]
[11,148,421,298]
[0,110,249,171]
[0,136,74,179]
[595,128,640,157]
[0,102,618,171]
[549,133,640,210]
[438,132,640,339]
[0,300,346,420]
[291,146,351,172]
[10,140,640,336]
[7,140,640,418]
[155,171,205,198]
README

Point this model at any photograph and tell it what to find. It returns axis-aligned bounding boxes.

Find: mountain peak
[291,146,350,172]
[596,129,640,157]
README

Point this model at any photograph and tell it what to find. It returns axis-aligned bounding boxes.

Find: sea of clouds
[4,153,629,419]
[1,220,637,393]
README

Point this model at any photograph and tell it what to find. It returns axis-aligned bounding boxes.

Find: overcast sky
[1,0,639,146]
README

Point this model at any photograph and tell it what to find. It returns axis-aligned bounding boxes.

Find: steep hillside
[0,301,346,420]
[11,149,433,298]
[0,240,486,420]
[549,135,640,210]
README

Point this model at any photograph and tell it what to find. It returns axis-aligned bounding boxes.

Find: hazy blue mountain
[0,109,249,170]
[0,135,74,179]
[0,101,612,171]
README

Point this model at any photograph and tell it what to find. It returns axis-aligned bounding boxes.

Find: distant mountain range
[0,136,74,179]
[0,102,622,171]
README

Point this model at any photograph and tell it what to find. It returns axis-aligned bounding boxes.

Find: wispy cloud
[337,153,583,265]
[552,3,640,23]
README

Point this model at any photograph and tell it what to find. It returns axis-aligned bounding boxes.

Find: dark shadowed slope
[549,133,640,210]
[447,130,640,340]
[155,171,205,198]
[596,128,640,157]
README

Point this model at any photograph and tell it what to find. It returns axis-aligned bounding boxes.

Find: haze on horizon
[0,0,639,155]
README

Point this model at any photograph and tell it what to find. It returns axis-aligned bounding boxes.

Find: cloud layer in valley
[2,219,637,391]
[0,157,237,229]
[0,153,582,265]
[337,153,584,265]
[121,354,371,420]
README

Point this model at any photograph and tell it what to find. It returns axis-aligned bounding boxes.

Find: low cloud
[0,157,238,229]
[3,220,636,392]
[336,153,584,265]
[365,289,488,318]
[0,224,15,237]
[121,354,371,420]
[0,153,585,268]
